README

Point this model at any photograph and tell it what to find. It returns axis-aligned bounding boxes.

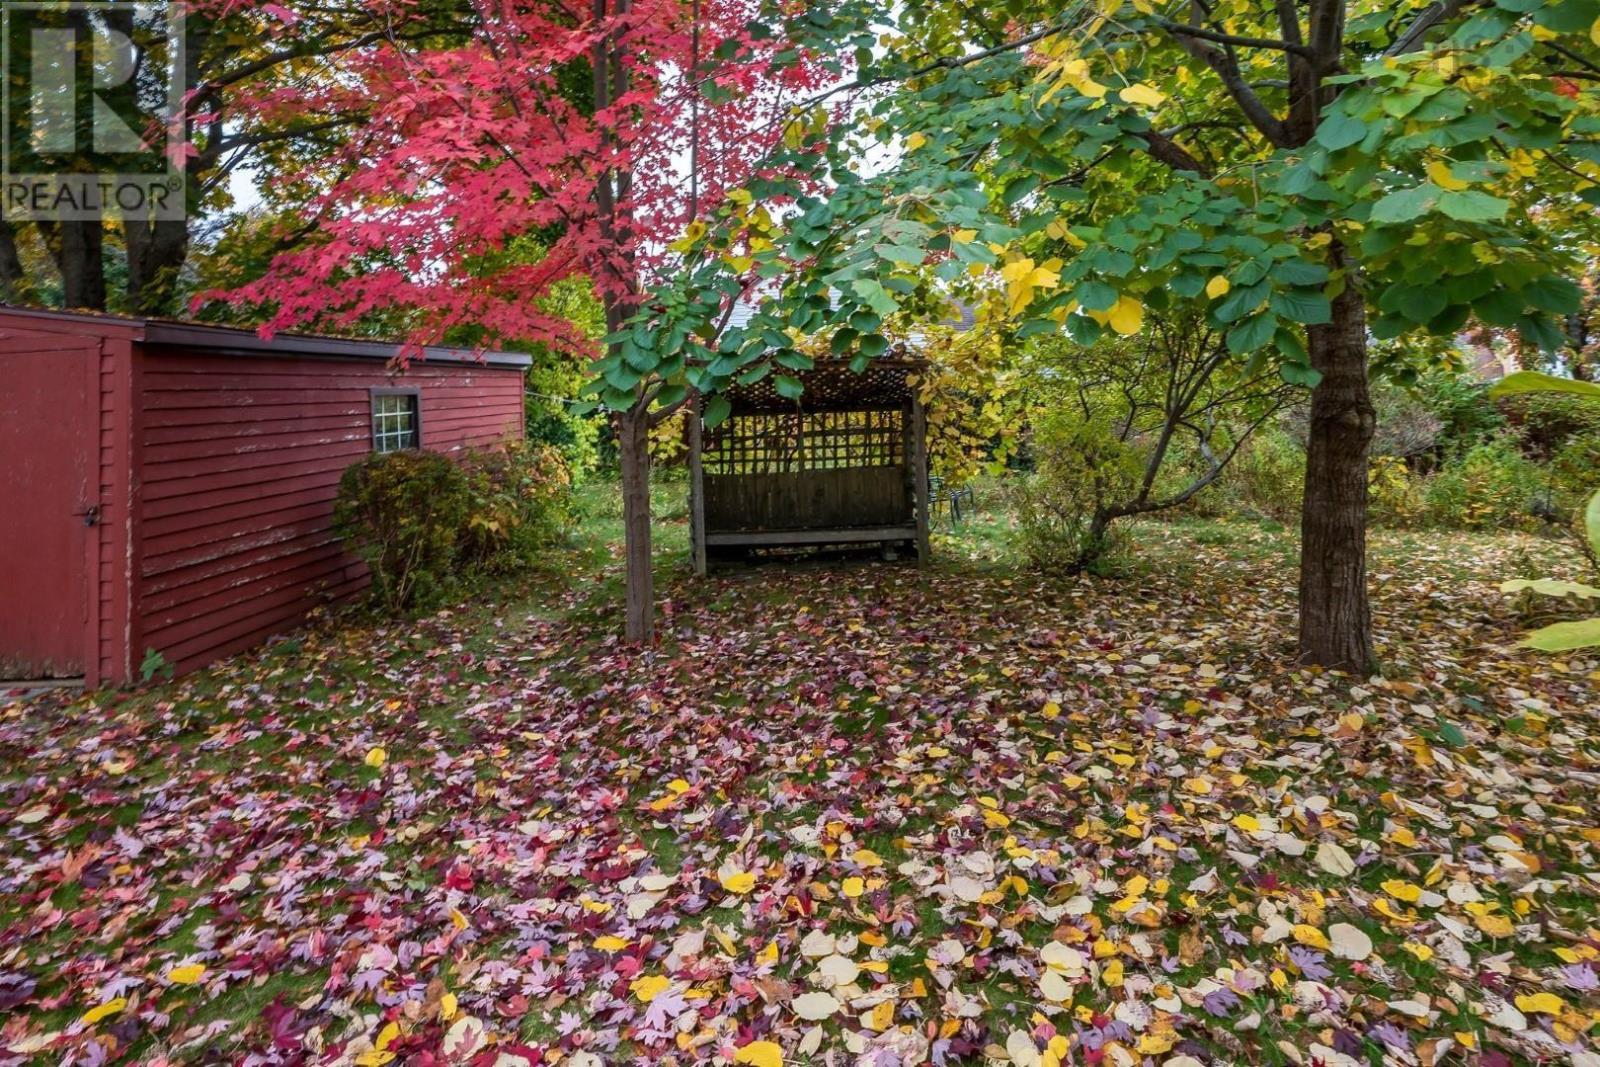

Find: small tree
[1026,306,1289,570]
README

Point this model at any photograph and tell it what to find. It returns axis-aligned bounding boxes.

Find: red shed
[0,307,530,686]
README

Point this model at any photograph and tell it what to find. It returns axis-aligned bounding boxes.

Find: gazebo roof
[721,358,925,414]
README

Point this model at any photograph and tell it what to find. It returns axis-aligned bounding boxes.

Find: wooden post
[909,393,930,564]
[688,392,708,576]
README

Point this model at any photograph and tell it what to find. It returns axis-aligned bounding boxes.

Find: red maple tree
[223,0,834,640]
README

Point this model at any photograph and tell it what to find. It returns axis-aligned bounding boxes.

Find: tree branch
[1158,20,1313,57]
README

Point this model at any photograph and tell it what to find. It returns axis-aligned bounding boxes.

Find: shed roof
[723,358,924,414]
[0,305,533,369]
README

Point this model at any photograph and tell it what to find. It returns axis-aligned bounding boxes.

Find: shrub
[1422,435,1546,530]
[334,451,471,613]
[1368,456,1429,527]
[1413,371,1504,458]
[1225,428,1305,523]
[334,442,571,614]
[1010,412,1142,573]
[1499,392,1600,459]
[1551,430,1600,516]
[459,442,573,568]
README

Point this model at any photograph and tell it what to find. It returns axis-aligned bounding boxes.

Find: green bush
[1368,456,1430,528]
[1421,435,1546,530]
[1412,371,1504,458]
[334,451,472,613]
[1224,428,1305,523]
[1551,430,1600,516]
[1010,412,1142,573]
[1499,392,1600,459]
[459,441,573,568]
[335,443,572,613]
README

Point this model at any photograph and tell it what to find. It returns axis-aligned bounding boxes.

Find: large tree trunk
[125,217,192,315]
[57,221,107,310]
[617,403,654,644]
[1297,243,1376,671]
[0,220,29,303]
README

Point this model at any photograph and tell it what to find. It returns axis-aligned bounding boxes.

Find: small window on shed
[372,391,419,453]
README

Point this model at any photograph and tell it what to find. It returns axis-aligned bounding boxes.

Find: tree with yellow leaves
[632,0,1600,670]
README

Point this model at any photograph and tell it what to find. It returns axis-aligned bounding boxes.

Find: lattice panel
[703,409,905,475]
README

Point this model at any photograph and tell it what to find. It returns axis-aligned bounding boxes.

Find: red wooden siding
[2,307,528,684]
[132,350,525,675]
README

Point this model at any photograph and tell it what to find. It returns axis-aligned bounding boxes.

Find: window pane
[373,394,418,453]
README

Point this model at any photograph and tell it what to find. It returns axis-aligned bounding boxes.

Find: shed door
[0,336,96,679]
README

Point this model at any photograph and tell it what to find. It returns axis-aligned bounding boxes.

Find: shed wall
[134,350,525,675]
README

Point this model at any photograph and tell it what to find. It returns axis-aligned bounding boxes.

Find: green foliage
[459,442,574,569]
[335,452,473,614]
[1411,370,1505,457]
[1487,370,1600,651]
[1224,429,1307,524]
[1010,411,1142,573]
[1499,391,1600,459]
[139,648,175,683]
[611,0,1599,420]
[1420,435,1547,530]
[336,445,575,613]
[1368,456,1430,528]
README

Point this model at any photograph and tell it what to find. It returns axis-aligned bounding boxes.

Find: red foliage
[220,0,834,356]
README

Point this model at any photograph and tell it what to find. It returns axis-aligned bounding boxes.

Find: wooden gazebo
[687,359,931,574]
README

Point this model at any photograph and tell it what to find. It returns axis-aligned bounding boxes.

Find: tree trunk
[126,217,191,315]
[58,221,107,310]
[617,403,654,644]
[1297,243,1376,671]
[0,220,29,303]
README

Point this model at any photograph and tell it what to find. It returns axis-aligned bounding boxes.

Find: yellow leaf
[719,870,756,894]
[1401,941,1434,962]
[593,935,630,952]
[439,992,458,1020]
[1205,275,1230,299]
[375,1022,399,1051]
[1107,295,1142,335]
[1515,992,1566,1015]
[1232,814,1261,832]
[1592,14,1600,46]
[1183,777,1212,794]
[1293,924,1331,950]
[1102,959,1124,987]
[1426,159,1470,191]
[364,747,387,769]
[167,963,206,985]
[868,998,896,1031]
[1042,701,1061,719]
[631,975,672,1003]
[842,876,865,898]
[81,997,127,1025]
[952,229,977,244]
[851,848,883,868]
[733,1040,783,1067]
[667,778,692,794]
[1382,879,1422,903]
[906,132,928,151]
[1474,912,1515,938]
[1119,83,1166,108]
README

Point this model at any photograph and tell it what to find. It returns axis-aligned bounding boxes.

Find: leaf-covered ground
[3,496,1600,1067]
